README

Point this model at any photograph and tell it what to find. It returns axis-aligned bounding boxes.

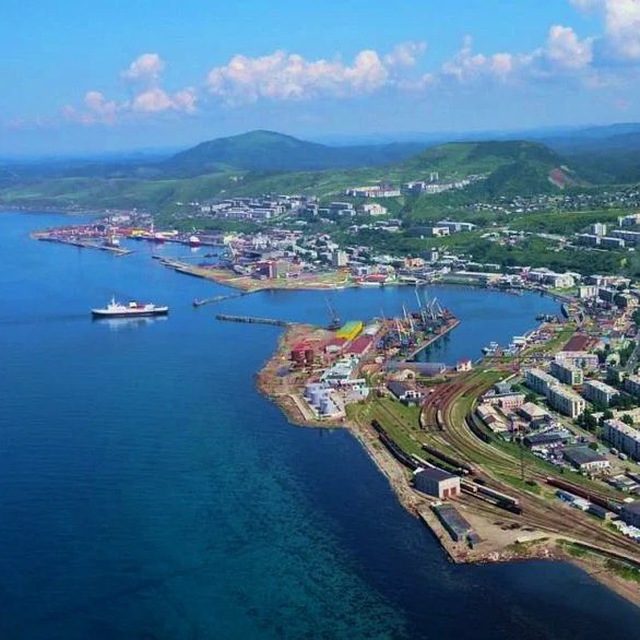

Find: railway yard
[257,302,640,604]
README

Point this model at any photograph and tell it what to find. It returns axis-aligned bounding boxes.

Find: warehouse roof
[415,467,457,482]
[562,446,607,467]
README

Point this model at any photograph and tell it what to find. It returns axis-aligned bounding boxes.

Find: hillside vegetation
[0,133,580,216]
[164,129,426,175]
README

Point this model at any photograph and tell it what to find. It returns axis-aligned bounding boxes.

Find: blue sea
[0,211,638,639]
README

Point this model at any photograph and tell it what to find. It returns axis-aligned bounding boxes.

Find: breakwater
[193,292,251,307]
[215,314,291,327]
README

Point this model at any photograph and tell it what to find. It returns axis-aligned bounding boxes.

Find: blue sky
[2,0,640,155]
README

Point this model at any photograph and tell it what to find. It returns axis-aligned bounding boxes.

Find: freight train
[421,443,473,475]
[545,476,621,513]
[462,479,523,514]
[370,420,418,470]
[465,414,493,444]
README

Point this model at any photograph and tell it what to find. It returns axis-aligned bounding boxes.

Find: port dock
[215,314,291,327]
[36,235,132,256]
[193,292,251,307]
[403,317,460,361]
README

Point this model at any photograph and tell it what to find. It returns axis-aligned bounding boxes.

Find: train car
[497,500,523,515]
[465,414,492,444]
[371,422,418,470]
[371,419,385,435]
[378,432,418,470]
[545,476,621,513]
[421,443,473,475]
[461,479,479,494]
[463,483,523,514]
[475,484,521,509]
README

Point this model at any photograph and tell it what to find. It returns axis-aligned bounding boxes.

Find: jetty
[404,317,460,361]
[215,314,290,327]
[193,292,251,307]
[36,236,132,256]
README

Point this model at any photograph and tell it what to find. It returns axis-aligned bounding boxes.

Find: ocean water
[0,211,638,640]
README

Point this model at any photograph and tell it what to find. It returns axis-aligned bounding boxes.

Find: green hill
[164,130,425,174]
[0,136,583,216]
[402,140,576,195]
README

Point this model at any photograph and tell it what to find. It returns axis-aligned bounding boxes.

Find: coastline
[159,258,546,300]
[257,322,640,608]
[21,212,638,606]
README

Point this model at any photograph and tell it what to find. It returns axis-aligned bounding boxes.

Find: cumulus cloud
[440,26,593,86]
[441,36,515,82]
[571,0,640,61]
[121,53,166,82]
[545,24,593,69]
[131,87,197,114]
[62,53,196,125]
[205,43,425,104]
[384,41,427,67]
[62,91,118,125]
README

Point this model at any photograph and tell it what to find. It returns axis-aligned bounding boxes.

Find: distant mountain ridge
[11,124,640,215]
[165,130,427,175]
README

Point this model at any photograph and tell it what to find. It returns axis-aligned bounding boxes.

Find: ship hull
[91,308,169,318]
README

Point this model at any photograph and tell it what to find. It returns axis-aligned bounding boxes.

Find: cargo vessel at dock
[91,297,169,318]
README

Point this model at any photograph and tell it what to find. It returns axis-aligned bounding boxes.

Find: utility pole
[519,424,526,482]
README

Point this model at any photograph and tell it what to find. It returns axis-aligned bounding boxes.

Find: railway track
[431,374,640,558]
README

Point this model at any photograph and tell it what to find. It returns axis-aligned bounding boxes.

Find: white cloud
[545,24,593,69]
[62,91,118,125]
[131,87,197,114]
[383,41,427,67]
[441,36,515,82]
[121,53,166,82]
[205,44,426,103]
[439,26,593,86]
[62,54,196,125]
[571,0,640,61]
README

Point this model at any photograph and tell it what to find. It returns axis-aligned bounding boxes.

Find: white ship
[91,297,169,318]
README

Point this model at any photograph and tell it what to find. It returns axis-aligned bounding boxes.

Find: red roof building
[344,335,374,357]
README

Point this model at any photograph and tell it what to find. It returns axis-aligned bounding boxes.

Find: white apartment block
[524,368,557,396]
[582,379,619,407]
[550,360,584,386]
[603,419,640,461]
[547,385,586,419]
[623,375,640,397]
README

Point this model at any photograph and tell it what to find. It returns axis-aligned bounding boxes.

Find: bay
[0,211,638,639]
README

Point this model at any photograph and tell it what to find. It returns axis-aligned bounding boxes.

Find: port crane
[326,296,341,331]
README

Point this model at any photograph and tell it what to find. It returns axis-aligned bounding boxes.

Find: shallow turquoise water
[0,211,638,639]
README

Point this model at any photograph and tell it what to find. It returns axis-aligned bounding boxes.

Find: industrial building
[547,385,586,418]
[562,446,610,473]
[387,381,424,405]
[582,379,620,407]
[518,402,550,422]
[497,393,525,412]
[344,335,374,358]
[621,502,640,528]
[335,321,364,342]
[550,360,584,386]
[603,419,640,461]
[476,404,509,433]
[431,503,472,542]
[524,430,572,451]
[413,467,461,499]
